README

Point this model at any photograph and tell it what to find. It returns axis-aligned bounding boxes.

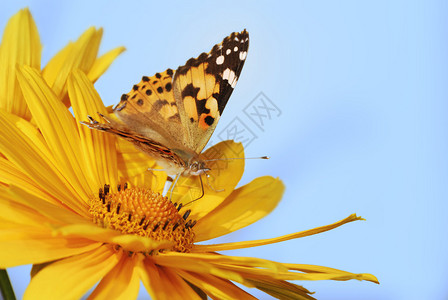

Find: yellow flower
[0,8,378,300]
[0,8,125,120]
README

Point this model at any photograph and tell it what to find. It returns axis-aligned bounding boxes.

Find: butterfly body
[83,30,249,176]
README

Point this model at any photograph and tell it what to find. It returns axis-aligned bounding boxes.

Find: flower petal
[195,214,364,252]
[4,185,89,225]
[153,253,246,284]
[137,259,164,300]
[24,245,120,300]
[0,187,51,227]
[55,223,173,253]
[155,253,307,299]
[17,65,96,201]
[68,69,118,188]
[0,110,87,214]
[155,252,377,298]
[284,264,379,283]
[0,8,41,120]
[87,46,125,83]
[244,278,315,300]
[194,176,284,242]
[42,27,103,104]
[173,141,245,220]
[177,269,257,300]
[155,252,287,276]
[139,258,202,300]
[128,170,167,195]
[87,252,140,300]
[0,226,101,268]
[116,138,159,181]
[0,157,52,202]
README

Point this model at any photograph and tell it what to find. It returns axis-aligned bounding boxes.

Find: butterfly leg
[196,175,205,201]
[183,175,206,207]
[204,172,225,193]
[168,173,182,202]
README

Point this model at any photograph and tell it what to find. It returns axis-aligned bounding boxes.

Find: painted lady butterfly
[83,30,249,179]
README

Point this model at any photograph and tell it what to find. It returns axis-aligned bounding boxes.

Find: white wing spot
[216,55,224,65]
[222,68,236,84]
[226,49,231,55]
[234,46,238,52]
[239,51,247,60]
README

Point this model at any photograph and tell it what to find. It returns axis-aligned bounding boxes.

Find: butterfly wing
[173,30,249,153]
[114,68,188,151]
[81,115,187,174]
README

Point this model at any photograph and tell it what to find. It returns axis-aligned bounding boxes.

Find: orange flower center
[89,184,196,253]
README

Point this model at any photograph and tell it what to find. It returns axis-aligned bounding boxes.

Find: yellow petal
[156,253,304,299]
[139,258,207,300]
[153,253,246,284]
[5,185,89,225]
[194,176,284,242]
[195,214,364,252]
[173,141,245,220]
[0,8,41,120]
[42,27,103,105]
[156,252,287,275]
[284,264,379,284]
[128,170,167,195]
[244,278,315,300]
[68,69,118,188]
[177,269,257,300]
[0,226,101,268]
[225,262,378,283]
[137,258,165,300]
[87,46,125,82]
[0,157,53,202]
[0,187,49,227]
[17,65,96,201]
[116,138,158,180]
[87,253,140,300]
[54,223,173,253]
[146,261,203,300]
[155,252,377,298]
[24,245,120,300]
[0,110,87,214]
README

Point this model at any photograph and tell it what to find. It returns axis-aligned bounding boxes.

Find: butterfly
[82,30,249,180]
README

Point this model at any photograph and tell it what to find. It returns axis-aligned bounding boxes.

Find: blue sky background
[1,1,447,299]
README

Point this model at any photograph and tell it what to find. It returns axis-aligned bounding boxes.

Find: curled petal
[195,214,365,252]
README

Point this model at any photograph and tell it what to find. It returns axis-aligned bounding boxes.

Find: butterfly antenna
[203,156,269,162]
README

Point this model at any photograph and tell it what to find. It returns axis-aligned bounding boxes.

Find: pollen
[89,184,196,253]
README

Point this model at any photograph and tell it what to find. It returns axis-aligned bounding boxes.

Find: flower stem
[0,269,16,300]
